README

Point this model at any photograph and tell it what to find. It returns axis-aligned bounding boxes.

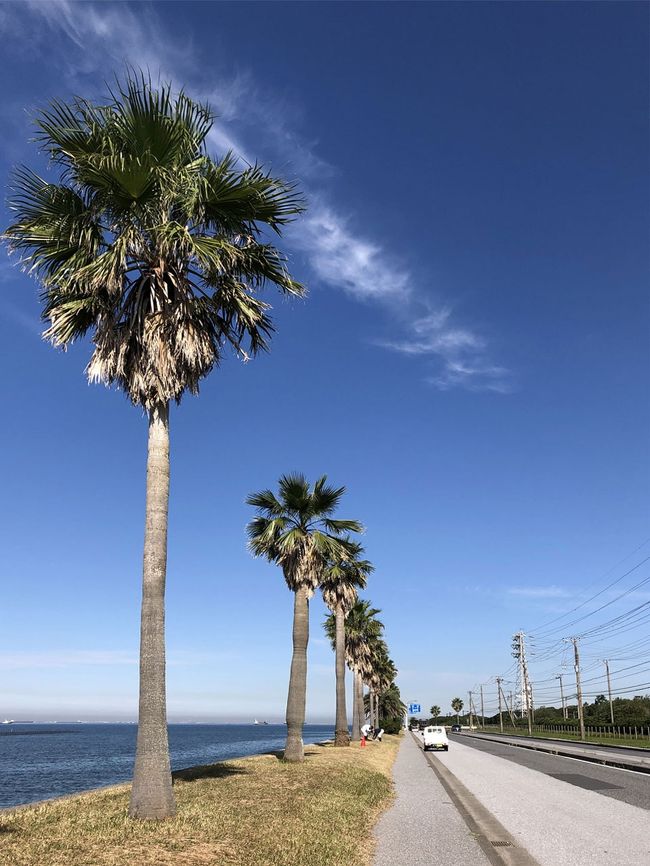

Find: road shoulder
[372,732,491,866]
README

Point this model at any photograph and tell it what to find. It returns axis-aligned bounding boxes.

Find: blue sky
[0,1,648,722]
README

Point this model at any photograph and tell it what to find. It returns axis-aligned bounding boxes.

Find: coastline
[0,736,400,866]
[0,722,333,811]
[0,739,334,816]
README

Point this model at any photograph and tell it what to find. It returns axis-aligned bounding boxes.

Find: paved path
[373,733,491,866]
[435,737,650,866]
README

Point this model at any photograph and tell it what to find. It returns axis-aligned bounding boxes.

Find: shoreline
[0,735,400,866]
[1,724,335,812]
[0,738,336,815]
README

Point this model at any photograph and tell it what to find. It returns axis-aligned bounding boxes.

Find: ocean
[0,722,334,809]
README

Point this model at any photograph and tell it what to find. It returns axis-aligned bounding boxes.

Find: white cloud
[507,586,572,599]
[0,650,137,669]
[16,0,511,394]
[0,648,236,670]
[290,202,411,302]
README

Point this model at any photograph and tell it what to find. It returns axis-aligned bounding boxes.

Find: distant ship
[253,719,269,725]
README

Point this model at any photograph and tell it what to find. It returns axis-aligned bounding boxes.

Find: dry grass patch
[0,735,399,866]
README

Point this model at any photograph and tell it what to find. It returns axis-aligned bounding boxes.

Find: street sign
[408,703,421,714]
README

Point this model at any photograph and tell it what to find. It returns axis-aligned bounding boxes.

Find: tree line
[418,694,650,728]
[3,72,403,820]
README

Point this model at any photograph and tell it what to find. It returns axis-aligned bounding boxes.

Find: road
[451,732,650,810]
[460,730,650,767]
[422,733,649,866]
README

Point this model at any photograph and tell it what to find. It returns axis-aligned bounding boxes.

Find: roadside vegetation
[0,737,399,866]
[480,726,650,748]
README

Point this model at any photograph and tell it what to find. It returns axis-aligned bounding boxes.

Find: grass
[480,726,650,749]
[0,736,399,866]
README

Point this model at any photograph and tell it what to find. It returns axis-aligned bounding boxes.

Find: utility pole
[503,686,517,728]
[530,681,535,724]
[556,674,567,719]
[496,677,504,732]
[604,660,615,725]
[480,685,485,728]
[570,638,585,740]
[512,632,533,735]
[468,691,473,729]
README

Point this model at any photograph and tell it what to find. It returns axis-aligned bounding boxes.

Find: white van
[422,725,449,751]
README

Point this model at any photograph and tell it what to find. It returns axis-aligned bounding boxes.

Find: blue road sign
[408,703,421,714]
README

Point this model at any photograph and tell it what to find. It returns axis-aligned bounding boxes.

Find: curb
[414,735,541,866]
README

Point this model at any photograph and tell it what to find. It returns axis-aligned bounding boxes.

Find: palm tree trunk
[357,675,365,733]
[334,603,350,746]
[284,587,309,762]
[351,668,360,740]
[129,402,175,819]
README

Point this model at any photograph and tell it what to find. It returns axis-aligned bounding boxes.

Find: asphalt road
[462,730,650,761]
[428,735,649,866]
[451,732,650,810]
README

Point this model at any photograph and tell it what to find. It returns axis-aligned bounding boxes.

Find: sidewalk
[372,733,491,866]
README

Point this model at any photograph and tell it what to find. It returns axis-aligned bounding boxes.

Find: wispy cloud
[507,586,572,599]
[379,307,513,393]
[15,0,512,393]
[290,201,411,302]
[0,648,236,670]
[0,650,137,669]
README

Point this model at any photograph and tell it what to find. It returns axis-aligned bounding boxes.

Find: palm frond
[245,489,284,516]
[247,474,363,593]
[4,71,307,409]
[198,155,305,235]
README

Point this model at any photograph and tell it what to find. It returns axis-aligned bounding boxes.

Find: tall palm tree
[4,74,305,819]
[430,705,441,723]
[343,600,383,737]
[363,641,395,727]
[247,474,362,762]
[321,542,373,746]
[378,683,405,724]
[451,697,464,724]
[372,652,397,726]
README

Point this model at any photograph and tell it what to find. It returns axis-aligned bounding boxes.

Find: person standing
[360,721,372,747]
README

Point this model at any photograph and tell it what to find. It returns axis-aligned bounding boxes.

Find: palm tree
[451,697,464,724]
[247,474,362,761]
[379,683,406,724]
[343,600,383,737]
[321,542,373,746]
[364,647,397,727]
[4,74,305,819]
[367,643,395,727]
[430,705,441,723]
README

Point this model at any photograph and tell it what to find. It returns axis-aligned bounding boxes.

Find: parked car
[422,725,449,751]
[450,724,462,733]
